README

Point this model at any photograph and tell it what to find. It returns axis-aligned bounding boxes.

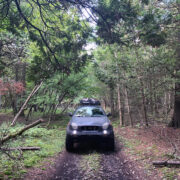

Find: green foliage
[0,0,92,117]
[23,127,54,137]
[93,42,175,123]
[22,4,92,81]
[96,0,138,44]
[0,119,68,179]
[139,8,170,47]
[0,31,29,76]
[25,71,88,116]
[95,0,174,48]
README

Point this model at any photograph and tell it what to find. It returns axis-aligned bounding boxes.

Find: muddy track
[51,139,147,180]
[52,151,83,180]
[98,140,145,180]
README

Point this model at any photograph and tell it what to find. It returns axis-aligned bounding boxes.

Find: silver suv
[65,99,114,151]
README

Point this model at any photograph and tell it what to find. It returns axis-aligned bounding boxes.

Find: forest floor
[24,123,180,180]
[0,113,180,180]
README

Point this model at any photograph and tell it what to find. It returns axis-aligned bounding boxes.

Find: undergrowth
[116,127,179,180]
[0,118,68,179]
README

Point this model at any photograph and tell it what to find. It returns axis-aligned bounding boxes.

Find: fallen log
[153,160,180,167]
[1,147,41,151]
[1,119,44,145]
[11,81,43,126]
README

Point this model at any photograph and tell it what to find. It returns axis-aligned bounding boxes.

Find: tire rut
[98,139,147,180]
[52,151,83,180]
[99,146,133,180]
[52,139,147,180]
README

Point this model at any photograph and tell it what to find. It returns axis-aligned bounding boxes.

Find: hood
[71,116,108,126]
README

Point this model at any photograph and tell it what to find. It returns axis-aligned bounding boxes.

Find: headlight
[102,122,109,130]
[71,122,78,130]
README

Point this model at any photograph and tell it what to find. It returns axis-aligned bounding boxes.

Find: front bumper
[66,128,114,142]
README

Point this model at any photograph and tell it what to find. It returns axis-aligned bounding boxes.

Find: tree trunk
[11,82,43,126]
[153,160,180,167]
[139,78,148,126]
[117,83,123,126]
[9,90,17,116]
[114,51,124,125]
[109,86,115,116]
[1,119,44,145]
[25,105,33,121]
[170,83,180,128]
[22,63,26,87]
[169,16,180,128]
[15,63,19,82]
[125,87,133,127]
[149,79,153,113]
[103,98,107,110]
[1,147,40,151]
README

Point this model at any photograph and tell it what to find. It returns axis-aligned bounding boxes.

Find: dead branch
[153,160,180,167]
[11,82,43,126]
[1,146,40,151]
[1,148,23,160]
[1,119,44,145]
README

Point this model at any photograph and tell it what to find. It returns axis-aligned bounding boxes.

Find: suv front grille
[81,126,99,131]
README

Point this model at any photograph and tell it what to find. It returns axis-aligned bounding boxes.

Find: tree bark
[139,78,148,126]
[1,119,44,145]
[109,86,115,116]
[170,83,180,128]
[169,12,180,128]
[11,82,43,126]
[114,51,123,125]
[153,160,180,166]
[149,79,154,114]
[117,83,123,126]
[125,87,133,127]
[1,147,40,151]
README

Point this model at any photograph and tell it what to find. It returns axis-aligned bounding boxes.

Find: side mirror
[68,112,73,117]
[106,113,112,117]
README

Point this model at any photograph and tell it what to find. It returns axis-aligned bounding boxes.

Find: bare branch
[1,119,44,145]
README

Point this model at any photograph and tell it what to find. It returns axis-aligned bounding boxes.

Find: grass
[0,108,13,114]
[79,151,101,178]
[162,167,178,180]
[116,126,179,180]
[111,118,120,128]
[0,117,69,179]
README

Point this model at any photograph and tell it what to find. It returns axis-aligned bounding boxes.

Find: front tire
[107,138,115,151]
[66,136,74,152]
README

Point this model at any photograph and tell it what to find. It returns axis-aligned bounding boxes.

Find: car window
[74,106,105,117]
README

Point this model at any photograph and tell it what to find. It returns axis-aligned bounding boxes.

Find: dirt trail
[50,140,148,180]
[98,141,147,180]
[20,125,180,180]
[52,151,83,180]
[24,138,150,180]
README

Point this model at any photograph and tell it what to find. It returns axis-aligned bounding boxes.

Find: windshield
[74,106,105,117]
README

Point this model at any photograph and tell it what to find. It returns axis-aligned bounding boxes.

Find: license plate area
[81,126,99,131]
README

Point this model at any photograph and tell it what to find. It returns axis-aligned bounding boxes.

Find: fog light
[72,130,77,135]
[103,130,108,135]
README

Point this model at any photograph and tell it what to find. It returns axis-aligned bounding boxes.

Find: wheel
[66,136,74,152]
[107,138,115,151]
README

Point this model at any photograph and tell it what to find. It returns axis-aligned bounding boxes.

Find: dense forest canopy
[0,1,180,179]
[0,0,179,127]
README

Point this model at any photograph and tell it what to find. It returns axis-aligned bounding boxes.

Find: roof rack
[80,98,101,106]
